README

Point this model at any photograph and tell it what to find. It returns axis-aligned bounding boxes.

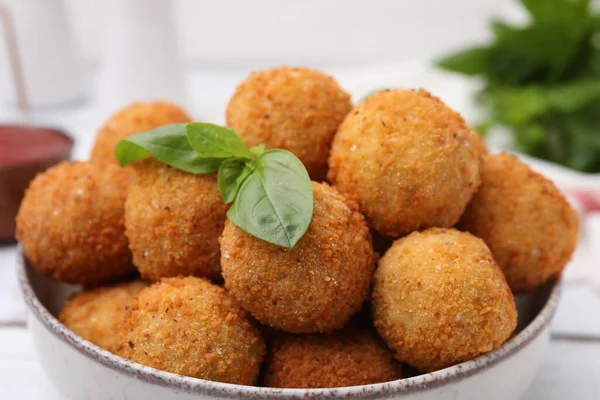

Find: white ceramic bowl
[18,251,560,400]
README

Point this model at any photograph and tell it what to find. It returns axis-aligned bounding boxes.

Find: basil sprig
[115,123,313,249]
[437,0,600,172]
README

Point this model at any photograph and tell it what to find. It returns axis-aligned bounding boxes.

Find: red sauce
[0,125,73,167]
[0,125,73,241]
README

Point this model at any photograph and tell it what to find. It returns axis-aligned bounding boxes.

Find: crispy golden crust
[328,89,481,237]
[226,66,352,181]
[372,228,517,372]
[59,280,147,352]
[458,153,579,292]
[118,277,265,385]
[125,160,227,281]
[221,182,374,333]
[16,161,136,285]
[468,128,488,157]
[90,101,191,162]
[265,327,402,388]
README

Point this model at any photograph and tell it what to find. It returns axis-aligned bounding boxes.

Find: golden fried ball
[372,228,517,372]
[91,101,191,162]
[226,66,352,181]
[119,276,265,385]
[265,327,402,388]
[17,160,136,285]
[59,280,147,352]
[125,159,227,281]
[328,89,481,237]
[221,182,374,334]
[468,128,488,157]
[458,153,579,293]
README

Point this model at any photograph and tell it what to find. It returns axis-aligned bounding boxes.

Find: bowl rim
[17,250,561,399]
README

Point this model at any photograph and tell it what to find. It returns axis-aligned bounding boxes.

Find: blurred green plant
[437,0,600,172]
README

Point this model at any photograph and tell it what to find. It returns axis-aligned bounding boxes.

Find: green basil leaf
[250,144,267,157]
[513,121,548,158]
[218,158,253,204]
[487,86,549,124]
[491,20,515,39]
[437,47,490,76]
[558,108,600,171]
[490,22,588,83]
[522,0,590,23]
[487,44,546,85]
[433,0,600,172]
[227,149,313,249]
[546,80,600,111]
[186,122,253,160]
[115,124,221,174]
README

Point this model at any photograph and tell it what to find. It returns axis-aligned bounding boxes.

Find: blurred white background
[63,0,524,68]
[0,0,529,113]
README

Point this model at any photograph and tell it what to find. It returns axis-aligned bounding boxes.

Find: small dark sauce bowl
[0,125,74,243]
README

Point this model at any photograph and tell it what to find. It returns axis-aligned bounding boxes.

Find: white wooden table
[1,65,599,399]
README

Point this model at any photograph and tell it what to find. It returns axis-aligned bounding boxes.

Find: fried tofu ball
[265,327,402,388]
[16,160,136,285]
[125,159,227,281]
[119,277,265,385]
[221,182,374,334]
[328,89,481,237]
[91,101,191,162]
[458,153,579,292]
[59,280,147,352]
[226,66,352,181]
[372,228,517,372]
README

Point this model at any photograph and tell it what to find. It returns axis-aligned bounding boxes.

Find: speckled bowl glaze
[18,251,560,400]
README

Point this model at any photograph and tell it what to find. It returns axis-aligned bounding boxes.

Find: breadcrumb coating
[119,276,265,385]
[458,153,579,292]
[372,228,517,372]
[59,280,147,351]
[91,101,191,162]
[16,160,136,285]
[265,327,402,388]
[221,182,374,333]
[468,128,488,157]
[125,159,227,281]
[226,66,352,181]
[328,89,481,237]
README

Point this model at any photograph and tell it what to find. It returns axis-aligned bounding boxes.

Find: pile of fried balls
[16,66,579,388]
